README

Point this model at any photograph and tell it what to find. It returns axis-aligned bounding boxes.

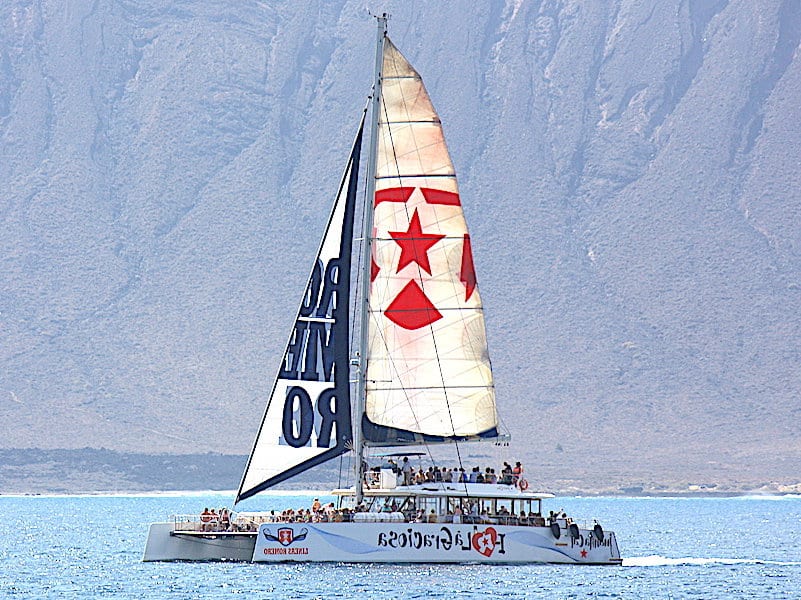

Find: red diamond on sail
[385,280,442,330]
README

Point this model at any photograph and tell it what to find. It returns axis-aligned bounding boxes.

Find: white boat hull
[142,523,256,562]
[143,521,621,564]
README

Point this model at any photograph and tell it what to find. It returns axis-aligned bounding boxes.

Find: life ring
[519,478,529,491]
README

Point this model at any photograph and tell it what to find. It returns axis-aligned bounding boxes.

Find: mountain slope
[1,0,799,490]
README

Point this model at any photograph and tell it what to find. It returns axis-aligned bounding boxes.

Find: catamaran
[143,15,622,565]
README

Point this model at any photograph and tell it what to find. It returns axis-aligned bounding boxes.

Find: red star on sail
[389,209,444,275]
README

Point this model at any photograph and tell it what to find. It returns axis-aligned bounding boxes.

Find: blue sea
[1,492,799,599]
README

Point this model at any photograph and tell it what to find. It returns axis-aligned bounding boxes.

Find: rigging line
[346,103,372,489]
[379,64,467,480]
[353,98,374,328]
[349,103,371,361]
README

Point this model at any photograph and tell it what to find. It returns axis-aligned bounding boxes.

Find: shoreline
[3,448,799,498]
[2,488,799,499]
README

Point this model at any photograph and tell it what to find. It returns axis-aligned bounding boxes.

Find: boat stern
[564,524,622,565]
[142,522,256,562]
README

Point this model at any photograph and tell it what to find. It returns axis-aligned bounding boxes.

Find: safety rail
[171,513,275,533]
[169,511,556,530]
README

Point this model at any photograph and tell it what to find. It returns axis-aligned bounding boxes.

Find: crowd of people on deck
[369,458,526,488]
[198,507,232,531]
[193,498,555,532]
[192,459,534,533]
[195,501,356,532]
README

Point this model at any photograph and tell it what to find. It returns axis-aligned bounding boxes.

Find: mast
[354,13,387,505]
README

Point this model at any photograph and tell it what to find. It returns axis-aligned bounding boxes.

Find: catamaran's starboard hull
[143,522,621,564]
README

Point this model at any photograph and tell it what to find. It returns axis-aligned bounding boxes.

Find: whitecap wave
[623,555,801,567]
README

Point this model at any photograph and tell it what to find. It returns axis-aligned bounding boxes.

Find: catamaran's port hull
[142,523,256,562]
[143,522,621,564]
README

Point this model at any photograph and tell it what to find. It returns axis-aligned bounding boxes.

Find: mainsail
[235,119,364,503]
[363,39,498,444]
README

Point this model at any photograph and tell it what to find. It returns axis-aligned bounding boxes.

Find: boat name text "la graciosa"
[378,526,507,557]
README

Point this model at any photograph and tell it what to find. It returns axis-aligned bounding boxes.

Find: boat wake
[623,555,801,567]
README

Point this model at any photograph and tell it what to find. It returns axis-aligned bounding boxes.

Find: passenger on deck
[458,468,468,483]
[469,467,478,483]
[444,468,453,483]
[401,457,412,485]
[200,508,212,531]
[312,498,322,513]
[476,470,485,484]
[501,462,513,485]
[512,461,523,485]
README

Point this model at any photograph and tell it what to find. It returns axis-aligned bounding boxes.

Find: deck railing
[170,511,554,530]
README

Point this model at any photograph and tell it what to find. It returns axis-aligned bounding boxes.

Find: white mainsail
[235,120,364,503]
[363,39,498,444]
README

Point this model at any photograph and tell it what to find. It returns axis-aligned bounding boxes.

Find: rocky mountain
[1,0,799,493]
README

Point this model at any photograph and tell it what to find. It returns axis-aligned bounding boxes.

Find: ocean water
[1,493,799,599]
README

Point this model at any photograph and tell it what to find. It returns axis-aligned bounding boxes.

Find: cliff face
[1,1,799,489]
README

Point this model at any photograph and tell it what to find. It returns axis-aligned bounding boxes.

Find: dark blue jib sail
[235,118,364,504]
